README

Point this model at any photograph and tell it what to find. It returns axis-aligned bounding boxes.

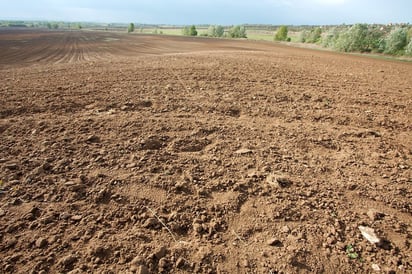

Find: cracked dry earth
[0,30,411,273]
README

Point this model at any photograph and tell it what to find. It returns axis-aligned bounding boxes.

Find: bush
[365,25,385,53]
[384,28,408,55]
[320,24,411,56]
[128,23,135,33]
[182,25,197,36]
[335,24,369,52]
[299,27,322,43]
[274,26,288,41]
[321,27,339,48]
[299,30,308,43]
[229,25,247,38]
[405,38,412,56]
[190,25,198,36]
[208,25,224,37]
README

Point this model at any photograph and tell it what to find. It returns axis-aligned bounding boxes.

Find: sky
[0,0,411,25]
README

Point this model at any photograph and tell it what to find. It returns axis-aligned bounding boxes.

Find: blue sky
[0,0,411,25]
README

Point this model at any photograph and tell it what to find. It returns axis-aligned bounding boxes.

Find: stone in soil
[35,237,48,248]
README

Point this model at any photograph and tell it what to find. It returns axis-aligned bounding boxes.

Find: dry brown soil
[0,29,411,274]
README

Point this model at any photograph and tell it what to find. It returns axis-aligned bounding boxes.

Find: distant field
[134,27,301,43]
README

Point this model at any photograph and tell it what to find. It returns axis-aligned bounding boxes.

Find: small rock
[136,265,149,274]
[140,137,162,150]
[58,254,77,268]
[193,223,203,234]
[0,208,5,217]
[242,259,250,267]
[276,177,292,187]
[367,209,383,221]
[11,198,23,206]
[359,226,380,244]
[4,264,13,272]
[281,225,291,233]
[176,257,185,268]
[5,163,18,170]
[235,148,253,155]
[155,246,167,260]
[71,215,83,222]
[126,163,137,168]
[35,237,48,248]
[40,214,55,224]
[266,174,292,187]
[142,218,157,228]
[197,187,209,197]
[131,255,145,265]
[86,135,100,143]
[48,235,58,244]
[60,212,72,220]
[32,165,45,175]
[267,238,282,247]
[64,181,83,192]
[67,268,82,274]
[158,258,168,268]
[371,263,381,271]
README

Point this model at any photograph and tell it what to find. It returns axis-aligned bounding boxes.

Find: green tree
[299,29,309,43]
[274,26,288,41]
[128,23,135,33]
[299,27,322,43]
[190,25,198,36]
[384,27,408,54]
[207,25,216,37]
[309,27,322,43]
[182,25,197,36]
[334,24,369,52]
[229,25,247,38]
[364,25,385,53]
[215,25,224,37]
[182,26,190,36]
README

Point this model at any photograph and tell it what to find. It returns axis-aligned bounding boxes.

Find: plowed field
[1,29,411,273]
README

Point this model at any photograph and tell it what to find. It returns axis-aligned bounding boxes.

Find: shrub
[128,23,135,33]
[182,26,190,36]
[405,38,412,56]
[309,27,322,43]
[384,27,408,55]
[183,25,197,36]
[208,25,224,37]
[207,25,216,37]
[229,25,247,38]
[215,25,225,37]
[335,24,369,52]
[299,30,308,43]
[300,27,322,43]
[321,27,339,48]
[365,25,385,53]
[190,25,198,36]
[274,26,288,41]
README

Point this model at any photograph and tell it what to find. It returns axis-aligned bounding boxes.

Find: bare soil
[1,29,411,274]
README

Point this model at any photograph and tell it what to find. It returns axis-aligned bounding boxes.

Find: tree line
[127,22,412,56]
[181,25,247,38]
[321,24,412,56]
